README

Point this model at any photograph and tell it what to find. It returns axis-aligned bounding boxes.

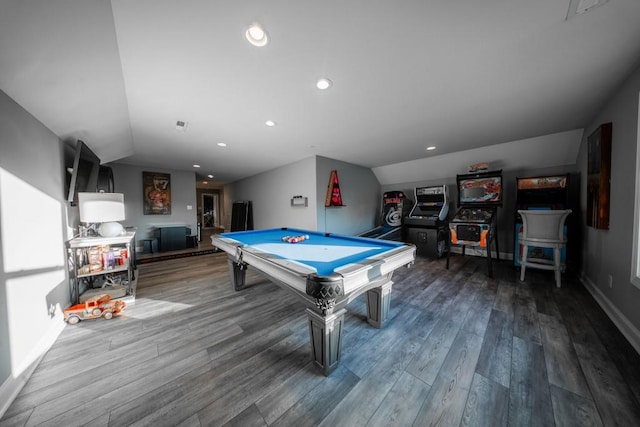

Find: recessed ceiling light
[316,78,332,90]
[202,181,208,185]
[193,164,201,168]
[207,174,214,178]
[265,120,276,127]
[245,23,269,47]
[426,146,437,151]
[217,142,227,147]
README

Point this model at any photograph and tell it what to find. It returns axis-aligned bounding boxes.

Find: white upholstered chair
[518,209,572,288]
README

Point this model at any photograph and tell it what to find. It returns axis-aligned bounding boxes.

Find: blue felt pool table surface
[219,227,407,276]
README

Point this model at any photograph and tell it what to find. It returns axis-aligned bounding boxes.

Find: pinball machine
[403,185,449,258]
[446,170,503,277]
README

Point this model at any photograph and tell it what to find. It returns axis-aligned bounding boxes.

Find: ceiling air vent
[566,0,609,20]
[175,120,188,131]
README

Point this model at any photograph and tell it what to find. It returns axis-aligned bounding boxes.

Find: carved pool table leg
[306,308,346,376]
[366,280,393,328]
[226,257,247,291]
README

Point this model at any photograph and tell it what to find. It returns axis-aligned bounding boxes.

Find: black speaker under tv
[66,140,100,206]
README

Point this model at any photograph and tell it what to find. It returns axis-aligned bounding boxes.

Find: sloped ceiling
[1,0,639,186]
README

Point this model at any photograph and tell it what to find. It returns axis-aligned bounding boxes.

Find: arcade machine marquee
[404,185,449,258]
[447,170,503,277]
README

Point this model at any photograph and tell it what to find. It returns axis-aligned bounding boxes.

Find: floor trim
[579,271,640,355]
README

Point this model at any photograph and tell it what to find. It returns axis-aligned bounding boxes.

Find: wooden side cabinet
[67,231,137,305]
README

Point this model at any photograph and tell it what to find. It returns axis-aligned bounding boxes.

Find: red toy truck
[64,294,126,324]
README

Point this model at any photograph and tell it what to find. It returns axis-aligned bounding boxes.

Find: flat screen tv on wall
[67,140,100,206]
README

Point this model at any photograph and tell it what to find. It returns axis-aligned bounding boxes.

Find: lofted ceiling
[1,0,640,186]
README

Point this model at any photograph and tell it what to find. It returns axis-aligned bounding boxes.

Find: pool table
[211,227,416,375]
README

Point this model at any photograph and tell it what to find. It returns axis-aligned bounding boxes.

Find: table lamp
[78,192,126,237]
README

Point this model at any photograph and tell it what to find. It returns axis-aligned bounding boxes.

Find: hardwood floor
[2,252,640,426]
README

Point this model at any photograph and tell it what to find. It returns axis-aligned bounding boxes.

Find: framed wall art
[143,171,171,215]
[587,122,612,229]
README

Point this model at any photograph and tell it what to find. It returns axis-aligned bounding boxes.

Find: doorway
[201,193,219,229]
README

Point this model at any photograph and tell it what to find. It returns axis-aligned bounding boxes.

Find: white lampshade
[78,192,126,236]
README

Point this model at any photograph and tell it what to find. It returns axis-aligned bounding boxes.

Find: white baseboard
[579,271,640,355]
[0,319,65,419]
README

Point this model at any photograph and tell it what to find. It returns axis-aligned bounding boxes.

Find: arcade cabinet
[447,170,503,277]
[403,185,449,257]
[359,191,412,241]
[514,174,570,269]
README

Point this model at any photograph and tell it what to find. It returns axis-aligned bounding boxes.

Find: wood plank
[406,318,460,386]
[573,341,640,425]
[508,336,554,426]
[254,363,324,425]
[549,384,603,427]
[272,365,360,427]
[366,371,431,427]
[513,284,542,344]
[475,309,513,388]
[224,404,268,427]
[317,314,428,426]
[538,313,591,398]
[24,349,211,426]
[460,373,509,427]
[461,286,496,337]
[492,280,515,316]
[412,330,484,426]
[341,307,422,378]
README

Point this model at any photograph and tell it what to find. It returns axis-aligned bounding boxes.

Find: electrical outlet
[608,274,613,288]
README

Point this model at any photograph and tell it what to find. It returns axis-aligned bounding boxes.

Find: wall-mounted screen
[66,140,100,206]
[456,170,503,206]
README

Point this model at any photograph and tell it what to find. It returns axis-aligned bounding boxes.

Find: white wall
[0,90,69,414]
[577,62,640,340]
[109,163,198,243]
[227,157,318,230]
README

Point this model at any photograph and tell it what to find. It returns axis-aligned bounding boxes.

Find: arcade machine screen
[516,175,567,209]
[458,175,502,205]
[407,185,449,222]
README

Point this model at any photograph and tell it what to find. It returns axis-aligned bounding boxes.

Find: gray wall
[109,163,198,245]
[0,90,69,404]
[226,157,318,230]
[225,155,381,235]
[577,62,640,332]
[316,156,381,235]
